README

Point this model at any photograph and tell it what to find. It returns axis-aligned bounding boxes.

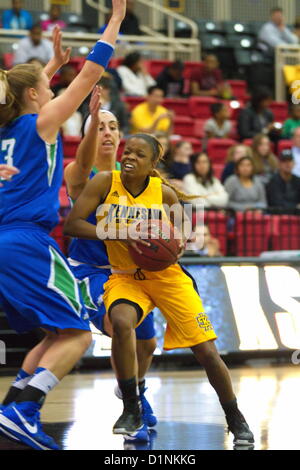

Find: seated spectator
[282,104,300,139]
[14,24,53,65]
[267,149,300,212]
[186,224,223,257]
[294,17,300,42]
[221,144,253,183]
[120,0,142,35]
[2,0,33,30]
[291,127,300,177]
[183,153,228,208]
[258,7,297,59]
[237,87,279,141]
[131,86,174,135]
[251,134,278,185]
[41,4,66,32]
[156,61,185,98]
[224,157,267,212]
[117,52,156,97]
[52,64,77,96]
[167,141,193,181]
[190,54,233,99]
[97,76,130,136]
[204,102,232,138]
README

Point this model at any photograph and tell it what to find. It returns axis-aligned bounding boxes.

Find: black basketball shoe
[113,400,143,435]
[226,409,255,446]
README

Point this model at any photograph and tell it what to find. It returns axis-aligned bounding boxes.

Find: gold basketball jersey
[97,171,166,270]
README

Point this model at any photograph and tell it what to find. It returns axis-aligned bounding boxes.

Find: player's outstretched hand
[111,0,127,22]
[52,25,71,67]
[89,86,102,124]
[0,164,19,186]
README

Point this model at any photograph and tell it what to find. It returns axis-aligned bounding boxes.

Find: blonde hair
[226,144,253,163]
[0,64,42,127]
[128,133,198,202]
[251,133,278,174]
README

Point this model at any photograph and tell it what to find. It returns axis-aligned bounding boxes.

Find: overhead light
[234,24,244,33]
[241,39,251,48]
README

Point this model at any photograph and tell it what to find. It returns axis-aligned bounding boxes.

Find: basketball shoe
[226,409,255,446]
[114,384,157,427]
[0,401,60,450]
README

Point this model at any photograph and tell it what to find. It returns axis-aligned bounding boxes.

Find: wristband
[86,40,115,69]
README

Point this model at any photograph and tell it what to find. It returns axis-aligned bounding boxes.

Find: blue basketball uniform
[68,167,156,341]
[0,114,89,333]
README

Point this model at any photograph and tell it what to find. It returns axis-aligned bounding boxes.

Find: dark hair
[169,60,184,71]
[147,85,165,96]
[30,23,42,32]
[98,76,112,89]
[271,7,283,14]
[123,52,142,69]
[235,156,255,178]
[211,102,224,117]
[251,87,272,111]
[191,153,214,186]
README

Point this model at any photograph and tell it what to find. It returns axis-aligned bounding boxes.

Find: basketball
[128,219,181,271]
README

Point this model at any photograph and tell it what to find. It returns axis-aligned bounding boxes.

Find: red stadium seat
[174,116,194,136]
[193,119,206,139]
[212,163,225,180]
[108,58,123,69]
[68,57,85,73]
[147,59,171,77]
[117,138,126,159]
[204,210,228,255]
[235,212,271,256]
[184,137,202,154]
[163,98,189,116]
[3,53,14,69]
[278,140,292,154]
[59,186,69,209]
[227,80,248,101]
[207,138,237,163]
[229,120,239,140]
[271,215,300,250]
[123,96,144,111]
[183,61,202,79]
[270,101,289,122]
[50,218,69,255]
[63,136,81,158]
[189,97,218,118]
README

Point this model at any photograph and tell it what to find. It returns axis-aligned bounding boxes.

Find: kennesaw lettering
[106,204,162,223]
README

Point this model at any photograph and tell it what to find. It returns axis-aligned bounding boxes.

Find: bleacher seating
[235,212,271,256]
[63,136,81,158]
[174,116,194,137]
[270,102,289,122]
[207,138,237,163]
[278,140,292,154]
[271,215,300,251]
[189,97,218,119]
[205,210,228,255]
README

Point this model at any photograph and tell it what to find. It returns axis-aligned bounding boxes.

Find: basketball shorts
[103,263,217,350]
[0,224,90,334]
[71,263,156,341]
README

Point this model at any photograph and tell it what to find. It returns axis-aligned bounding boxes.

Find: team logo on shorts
[195,313,214,331]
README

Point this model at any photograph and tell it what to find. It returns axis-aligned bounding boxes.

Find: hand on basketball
[52,25,72,67]
[124,236,151,255]
[0,164,19,186]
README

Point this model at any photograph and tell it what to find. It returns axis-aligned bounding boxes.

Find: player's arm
[43,26,71,81]
[64,171,112,240]
[0,164,19,187]
[37,0,126,143]
[64,87,101,201]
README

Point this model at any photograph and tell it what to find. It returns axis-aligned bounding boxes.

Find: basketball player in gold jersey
[64,134,254,447]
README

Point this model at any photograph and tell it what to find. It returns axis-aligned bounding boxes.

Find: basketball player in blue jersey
[64,90,157,442]
[0,0,127,450]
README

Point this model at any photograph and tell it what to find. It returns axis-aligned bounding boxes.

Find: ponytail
[0,64,41,127]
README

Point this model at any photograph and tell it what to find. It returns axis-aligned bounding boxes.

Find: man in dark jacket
[119,0,142,35]
[267,149,300,212]
[237,87,275,140]
[156,61,185,98]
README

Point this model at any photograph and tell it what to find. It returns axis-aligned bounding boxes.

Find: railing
[275,44,300,102]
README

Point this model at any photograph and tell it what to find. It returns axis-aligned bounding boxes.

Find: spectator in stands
[225,157,267,212]
[251,134,278,185]
[14,24,53,65]
[204,102,232,138]
[2,0,33,30]
[267,149,300,212]
[190,54,232,99]
[294,17,300,42]
[119,0,142,35]
[258,7,298,59]
[167,141,193,182]
[282,104,300,139]
[52,64,77,96]
[41,4,66,32]
[117,52,156,96]
[156,61,185,98]
[221,144,253,183]
[291,127,300,177]
[131,86,174,134]
[183,153,228,208]
[186,224,223,257]
[237,87,278,141]
[96,76,130,136]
